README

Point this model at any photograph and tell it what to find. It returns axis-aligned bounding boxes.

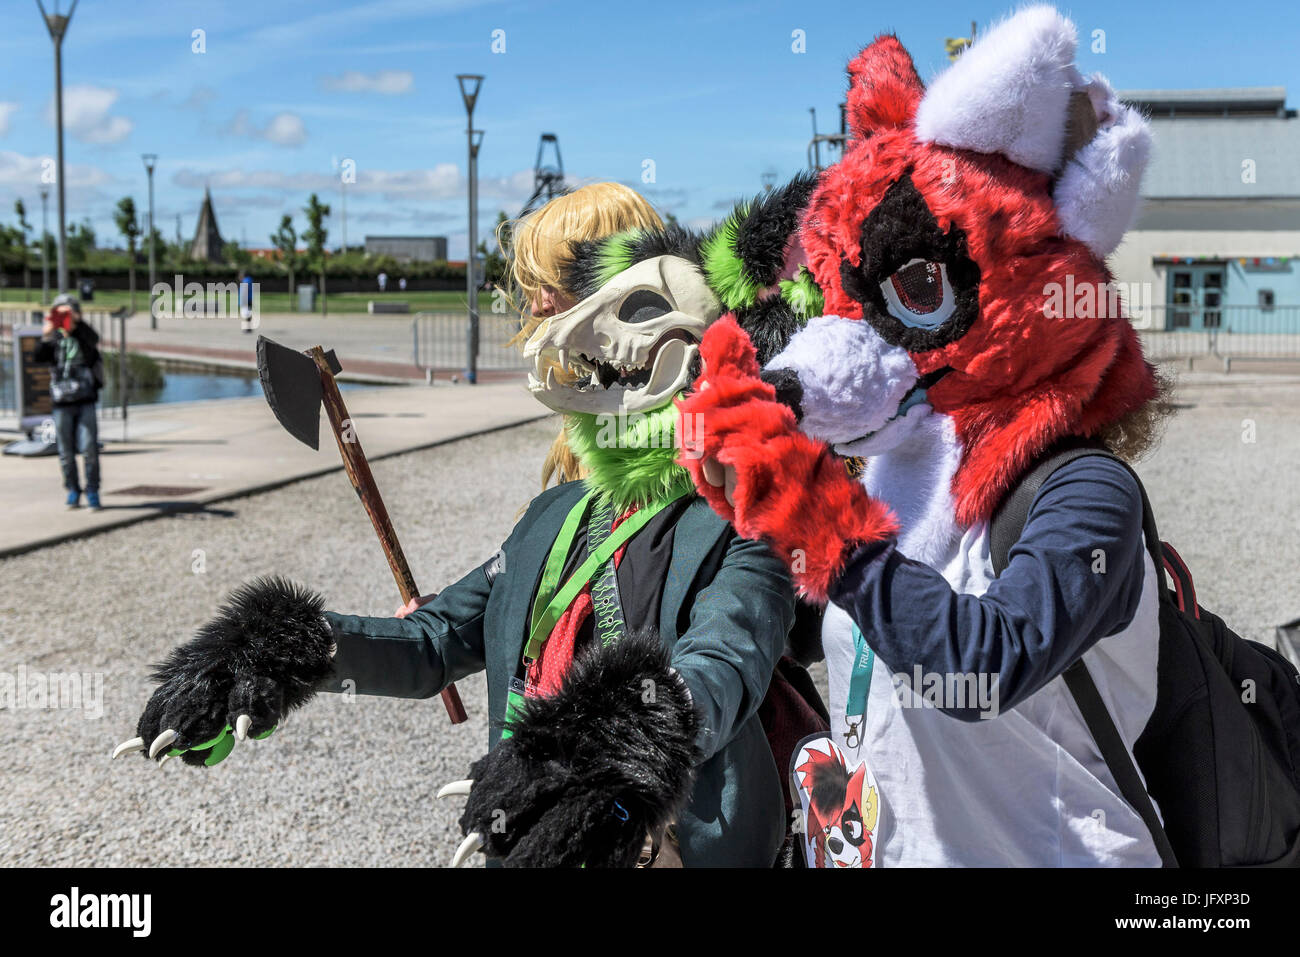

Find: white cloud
[263,112,307,146]
[320,70,414,95]
[225,110,307,148]
[46,85,134,144]
[0,103,18,137]
[170,162,534,205]
[0,150,112,189]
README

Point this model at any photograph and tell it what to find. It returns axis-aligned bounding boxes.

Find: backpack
[991,441,1300,867]
[50,334,97,406]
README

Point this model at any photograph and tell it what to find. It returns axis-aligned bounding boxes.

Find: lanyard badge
[790,733,885,868]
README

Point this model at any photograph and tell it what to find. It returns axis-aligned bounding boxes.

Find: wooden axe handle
[308,347,468,725]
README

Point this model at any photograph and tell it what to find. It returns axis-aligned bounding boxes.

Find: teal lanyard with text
[844,624,874,748]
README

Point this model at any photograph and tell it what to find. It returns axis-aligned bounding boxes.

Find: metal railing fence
[411,310,530,380]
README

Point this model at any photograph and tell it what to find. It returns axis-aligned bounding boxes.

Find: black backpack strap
[990,440,1179,867]
[990,440,1168,600]
[989,442,1106,575]
[1063,660,1179,866]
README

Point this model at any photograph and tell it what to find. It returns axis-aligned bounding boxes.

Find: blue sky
[1,0,1297,259]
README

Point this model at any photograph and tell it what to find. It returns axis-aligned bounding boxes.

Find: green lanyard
[503,483,691,738]
[524,484,689,661]
[844,624,874,749]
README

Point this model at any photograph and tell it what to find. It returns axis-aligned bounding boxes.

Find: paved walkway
[0,310,528,382]
[0,380,552,557]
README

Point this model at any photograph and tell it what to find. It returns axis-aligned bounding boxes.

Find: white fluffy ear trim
[914,4,1078,172]
[1054,104,1151,258]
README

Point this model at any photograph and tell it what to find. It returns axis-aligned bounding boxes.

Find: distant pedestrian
[33,294,104,510]
[377,271,388,293]
[238,271,256,333]
[398,276,407,292]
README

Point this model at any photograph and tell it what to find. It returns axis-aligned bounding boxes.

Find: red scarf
[526,507,637,697]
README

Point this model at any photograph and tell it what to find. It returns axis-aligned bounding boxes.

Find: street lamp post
[457,74,484,385]
[37,0,77,296]
[142,153,157,327]
[39,187,50,305]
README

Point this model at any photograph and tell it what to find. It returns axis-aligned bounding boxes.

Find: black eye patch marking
[840,803,866,846]
[617,288,673,324]
[838,173,981,352]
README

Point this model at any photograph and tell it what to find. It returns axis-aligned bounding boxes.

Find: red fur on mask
[801,35,1157,527]
[678,317,898,602]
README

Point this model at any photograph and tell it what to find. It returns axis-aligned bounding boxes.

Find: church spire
[189,187,225,263]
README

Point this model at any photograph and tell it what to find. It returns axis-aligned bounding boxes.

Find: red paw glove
[676,315,898,602]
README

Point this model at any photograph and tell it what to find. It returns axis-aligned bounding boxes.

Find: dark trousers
[53,401,100,494]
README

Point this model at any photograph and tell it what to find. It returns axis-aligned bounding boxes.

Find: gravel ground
[1132,374,1300,648]
[0,417,561,867]
[1,373,1297,867]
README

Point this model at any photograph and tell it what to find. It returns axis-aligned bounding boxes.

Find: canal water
[1,356,372,408]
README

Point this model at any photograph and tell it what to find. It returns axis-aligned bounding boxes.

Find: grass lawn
[0,287,496,314]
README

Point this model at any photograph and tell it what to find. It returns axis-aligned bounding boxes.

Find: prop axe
[256,335,468,724]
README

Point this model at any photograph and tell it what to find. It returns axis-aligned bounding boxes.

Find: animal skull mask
[524,254,722,415]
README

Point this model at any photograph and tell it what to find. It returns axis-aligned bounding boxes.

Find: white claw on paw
[235,715,252,741]
[158,753,174,768]
[701,457,725,488]
[112,737,145,760]
[436,779,474,800]
[452,831,484,868]
[148,729,179,760]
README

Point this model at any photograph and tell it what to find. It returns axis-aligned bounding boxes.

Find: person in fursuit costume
[679,6,1180,866]
[112,184,828,868]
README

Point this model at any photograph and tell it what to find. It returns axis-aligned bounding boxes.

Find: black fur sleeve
[459,631,701,867]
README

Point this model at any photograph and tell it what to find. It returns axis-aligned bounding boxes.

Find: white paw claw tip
[148,729,179,760]
[452,831,484,868]
[436,779,474,800]
[235,715,252,741]
[112,737,144,760]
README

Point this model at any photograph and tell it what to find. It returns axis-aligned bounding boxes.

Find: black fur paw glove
[459,632,701,867]
[118,577,335,767]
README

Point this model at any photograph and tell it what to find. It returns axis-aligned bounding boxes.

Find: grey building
[1110,87,1300,330]
[364,235,448,263]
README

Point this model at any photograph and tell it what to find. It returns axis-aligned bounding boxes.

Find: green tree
[302,193,330,315]
[223,240,252,270]
[40,230,54,278]
[476,210,510,286]
[66,220,96,268]
[113,197,141,311]
[271,214,298,295]
[14,199,31,301]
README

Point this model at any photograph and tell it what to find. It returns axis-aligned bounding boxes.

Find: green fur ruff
[565,400,693,512]
[779,266,825,319]
[593,232,638,289]
[700,213,762,310]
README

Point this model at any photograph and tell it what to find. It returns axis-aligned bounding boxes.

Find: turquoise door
[1167,265,1226,330]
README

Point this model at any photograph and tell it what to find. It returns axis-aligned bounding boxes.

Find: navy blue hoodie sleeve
[826,455,1148,720]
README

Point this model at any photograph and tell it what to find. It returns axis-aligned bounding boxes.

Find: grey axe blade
[256,335,341,451]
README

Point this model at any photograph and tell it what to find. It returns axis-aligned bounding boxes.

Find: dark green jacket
[323,480,794,867]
